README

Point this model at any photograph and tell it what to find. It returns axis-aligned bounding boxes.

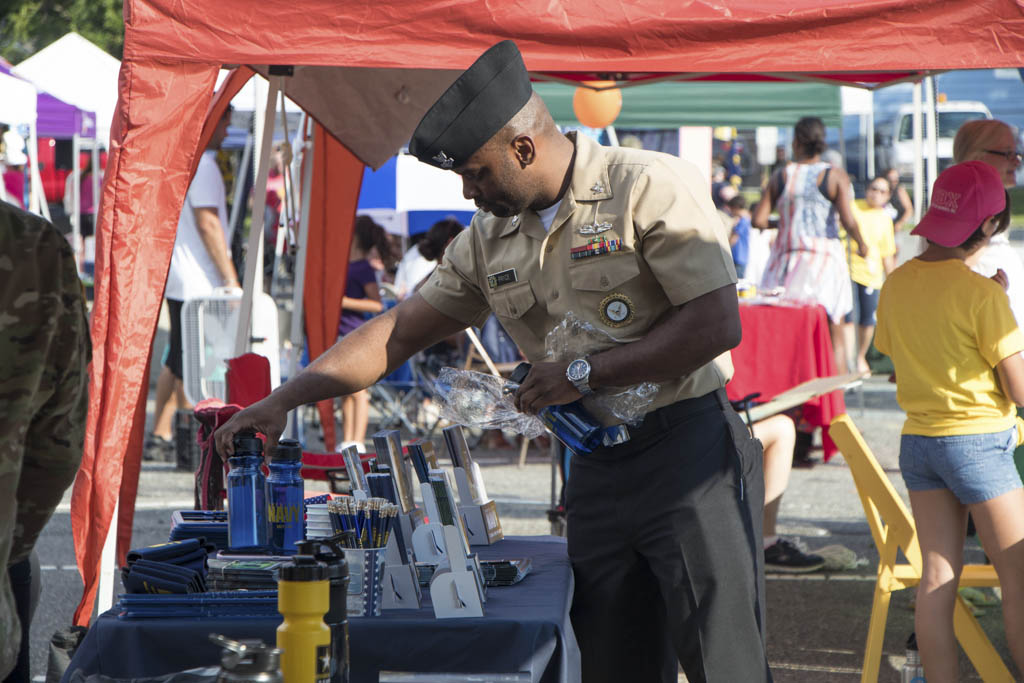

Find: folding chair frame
[828,414,1013,682]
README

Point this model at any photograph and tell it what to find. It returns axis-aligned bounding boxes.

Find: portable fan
[180,289,281,405]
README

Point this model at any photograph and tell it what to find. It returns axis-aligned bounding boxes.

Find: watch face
[567,359,590,381]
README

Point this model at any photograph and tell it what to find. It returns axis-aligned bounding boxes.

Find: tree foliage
[0,0,123,64]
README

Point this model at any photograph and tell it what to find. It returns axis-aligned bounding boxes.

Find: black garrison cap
[409,40,533,170]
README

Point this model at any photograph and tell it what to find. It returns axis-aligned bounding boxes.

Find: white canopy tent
[0,70,50,218]
[13,32,120,148]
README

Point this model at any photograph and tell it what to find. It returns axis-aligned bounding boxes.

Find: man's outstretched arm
[215,293,467,456]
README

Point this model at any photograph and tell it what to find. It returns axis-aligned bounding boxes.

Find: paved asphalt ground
[26,375,1020,682]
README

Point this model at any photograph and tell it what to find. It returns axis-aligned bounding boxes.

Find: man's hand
[215,396,288,460]
[513,361,581,414]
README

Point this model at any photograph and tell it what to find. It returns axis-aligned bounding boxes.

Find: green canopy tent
[534,80,841,128]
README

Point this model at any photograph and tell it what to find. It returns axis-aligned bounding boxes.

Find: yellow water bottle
[277,552,331,683]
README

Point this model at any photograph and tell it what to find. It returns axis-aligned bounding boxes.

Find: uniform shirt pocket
[569,252,640,291]
[490,281,537,319]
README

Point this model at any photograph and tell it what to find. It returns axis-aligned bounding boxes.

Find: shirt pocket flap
[490,281,536,320]
[570,253,640,292]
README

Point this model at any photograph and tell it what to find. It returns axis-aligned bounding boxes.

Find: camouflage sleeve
[0,204,91,570]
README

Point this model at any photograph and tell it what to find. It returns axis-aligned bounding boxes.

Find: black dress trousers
[566,390,772,683]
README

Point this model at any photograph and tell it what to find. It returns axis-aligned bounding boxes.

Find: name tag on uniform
[487,268,518,289]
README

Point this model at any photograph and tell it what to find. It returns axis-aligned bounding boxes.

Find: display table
[728,302,846,459]
[63,537,578,683]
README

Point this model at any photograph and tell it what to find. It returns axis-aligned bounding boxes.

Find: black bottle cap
[293,535,351,580]
[232,430,263,455]
[508,362,532,385]
[272,439,303,461]
[279,554,327,582]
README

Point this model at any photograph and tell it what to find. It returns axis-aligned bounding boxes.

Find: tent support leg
[233,77,281,359]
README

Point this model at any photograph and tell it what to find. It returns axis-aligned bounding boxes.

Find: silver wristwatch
[566,357,593,395]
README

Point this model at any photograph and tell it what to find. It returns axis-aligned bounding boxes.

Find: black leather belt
[624,389,727,442]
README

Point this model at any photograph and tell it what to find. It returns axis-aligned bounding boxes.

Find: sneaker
[764,538,825,573]
[143,435,173,462]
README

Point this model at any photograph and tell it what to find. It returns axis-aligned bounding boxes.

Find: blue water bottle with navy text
[267,439,305,555]
[228,430,269,550]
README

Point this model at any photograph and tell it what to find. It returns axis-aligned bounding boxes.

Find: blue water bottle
[267,439,305,555]
[227,430,269,550]
[508,363,606,454]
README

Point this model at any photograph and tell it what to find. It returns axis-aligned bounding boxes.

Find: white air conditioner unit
[180,289,281,406]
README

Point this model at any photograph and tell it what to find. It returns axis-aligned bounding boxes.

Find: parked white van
[875,100,992,180]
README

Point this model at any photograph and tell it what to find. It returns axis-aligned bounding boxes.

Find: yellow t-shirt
[845,200,895,289]
[875,258,1024,436]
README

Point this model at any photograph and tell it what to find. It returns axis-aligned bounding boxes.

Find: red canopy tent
[73,0,1024,624]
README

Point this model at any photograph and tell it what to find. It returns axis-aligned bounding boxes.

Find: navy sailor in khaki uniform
[216,40,772,683]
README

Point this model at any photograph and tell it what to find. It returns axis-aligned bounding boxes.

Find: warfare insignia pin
[590,182,605,194]
[432,151,454,169]
[600,293,634,327]
[578,222,613,235]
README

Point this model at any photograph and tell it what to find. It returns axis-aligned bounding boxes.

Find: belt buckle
[601,424,631,447]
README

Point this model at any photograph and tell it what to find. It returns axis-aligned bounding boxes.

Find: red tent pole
[304,123,364,451]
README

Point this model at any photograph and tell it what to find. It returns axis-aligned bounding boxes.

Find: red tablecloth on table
[726,302,846,460]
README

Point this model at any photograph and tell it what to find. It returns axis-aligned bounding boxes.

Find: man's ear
[511,135,536,168]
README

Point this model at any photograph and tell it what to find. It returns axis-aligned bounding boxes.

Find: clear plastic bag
[432,312,660,436]
[432,367,546,439]
[544,311,659,426]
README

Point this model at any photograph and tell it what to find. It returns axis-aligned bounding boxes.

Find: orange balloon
[572,80,622,129]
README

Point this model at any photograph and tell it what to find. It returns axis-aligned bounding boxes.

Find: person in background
[754,117,868,376]
[875,161,1024,681]
[149,107,238,458]
[955,118,1024,489]
[710,164,730,210]
[841,175,897,376]
[954,119,1024,326]
[0,200,90,681]
[394,218,465,299]
[883,167,914,232]
[336,215,398,450]
[0,131,27,210]
[725,194,752,279]
[62,154,100,241]
[768,144,787,183]
[753,414,826,573]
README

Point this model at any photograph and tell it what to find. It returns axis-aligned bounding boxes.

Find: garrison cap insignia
[432,151,454,169]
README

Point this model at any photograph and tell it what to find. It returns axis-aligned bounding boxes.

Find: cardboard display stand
[443,426,503,545]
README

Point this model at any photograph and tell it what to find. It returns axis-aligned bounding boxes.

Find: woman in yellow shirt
[843,176,897,375]
[875,161,1024,681]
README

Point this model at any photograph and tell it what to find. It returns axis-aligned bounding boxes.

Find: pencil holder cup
[343,547,385,617]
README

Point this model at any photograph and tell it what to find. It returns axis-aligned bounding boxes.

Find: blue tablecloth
[64,536,578,683]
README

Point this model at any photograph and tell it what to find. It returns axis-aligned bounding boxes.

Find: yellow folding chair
[828,414,1013,682]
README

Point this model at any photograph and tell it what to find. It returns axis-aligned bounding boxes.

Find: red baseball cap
[911,161,1006,247]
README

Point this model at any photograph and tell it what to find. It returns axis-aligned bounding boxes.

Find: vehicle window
[897,111,989,141]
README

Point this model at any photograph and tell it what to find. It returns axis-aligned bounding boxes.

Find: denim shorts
[899,427,1023,504]
[843,282,879,326]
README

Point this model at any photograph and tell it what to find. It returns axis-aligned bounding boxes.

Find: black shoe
[792,430,818,468]
[764,538,825,573]
[143,435,173,462]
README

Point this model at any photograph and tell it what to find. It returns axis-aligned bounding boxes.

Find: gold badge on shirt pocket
[600,293,634,327]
